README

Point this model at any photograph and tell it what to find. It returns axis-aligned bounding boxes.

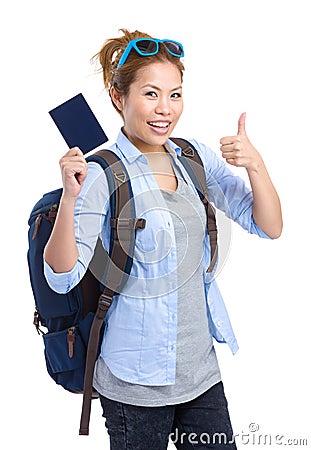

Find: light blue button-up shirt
[44,131,271,386]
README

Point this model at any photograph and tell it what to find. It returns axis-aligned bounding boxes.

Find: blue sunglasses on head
[117,38,184,69]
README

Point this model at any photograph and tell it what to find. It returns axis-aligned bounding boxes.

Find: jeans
[99,382,237,449]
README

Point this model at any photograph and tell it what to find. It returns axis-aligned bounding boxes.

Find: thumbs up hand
[220,113,262,172]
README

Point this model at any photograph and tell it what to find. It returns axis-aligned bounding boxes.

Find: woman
[44,29,282,449]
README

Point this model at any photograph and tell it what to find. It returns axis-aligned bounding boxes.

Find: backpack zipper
[31,204,58,240]
[67,327,75,358]
[32,214,43,240]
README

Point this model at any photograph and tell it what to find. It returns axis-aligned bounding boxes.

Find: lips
[147,121,172,136]
[147,121,171,129]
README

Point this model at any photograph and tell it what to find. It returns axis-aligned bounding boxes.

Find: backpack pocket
[43,326,86,392]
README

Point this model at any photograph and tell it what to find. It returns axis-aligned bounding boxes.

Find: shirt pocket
[135,208,173,264]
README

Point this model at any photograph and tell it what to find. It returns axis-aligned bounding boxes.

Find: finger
[221,144,236,153]
[221,151,238,159]
[62,163,87,177]
[63,165,88,189]
[60,151,86,166]
[237,112,247,135]
[221,148,235,157]
[220,142,242,154]
[64,147,84,157]
[226,158,236,166]
[220,136,241,146]
[62,156,86,165]
[75,169,88,185]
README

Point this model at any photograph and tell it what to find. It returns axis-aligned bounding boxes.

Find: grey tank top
[93,170,221,406]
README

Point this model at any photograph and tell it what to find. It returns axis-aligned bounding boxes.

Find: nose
[155,96,170,116]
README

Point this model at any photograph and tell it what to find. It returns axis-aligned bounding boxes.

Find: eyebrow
[141,84,182,92]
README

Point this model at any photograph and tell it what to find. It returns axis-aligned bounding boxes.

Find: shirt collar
[115,129,182,164]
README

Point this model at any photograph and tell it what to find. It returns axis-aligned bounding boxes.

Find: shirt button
[217,320,223,328]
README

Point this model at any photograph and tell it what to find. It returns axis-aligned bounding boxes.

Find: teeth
[148,121,169,128]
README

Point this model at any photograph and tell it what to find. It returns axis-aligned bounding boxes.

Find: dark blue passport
[49,93,108,154]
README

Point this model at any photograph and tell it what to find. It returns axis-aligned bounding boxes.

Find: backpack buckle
[181,146,195,157]
[99,293,113,307]
[113,170,127,183]
[110,218,146,230]
[98,292,116,316]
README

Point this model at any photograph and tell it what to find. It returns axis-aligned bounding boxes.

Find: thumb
[237,112,247,135]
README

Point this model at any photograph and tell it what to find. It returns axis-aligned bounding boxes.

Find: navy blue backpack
[27,139,218,435]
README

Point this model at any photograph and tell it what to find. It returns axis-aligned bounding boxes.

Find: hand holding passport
[48,93,109,197]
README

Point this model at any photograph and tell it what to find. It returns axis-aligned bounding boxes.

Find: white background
[2,0,310,448]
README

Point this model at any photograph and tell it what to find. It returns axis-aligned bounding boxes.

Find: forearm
[247,158,283,239]
[44,195,79,273]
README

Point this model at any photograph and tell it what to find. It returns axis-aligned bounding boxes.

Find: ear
[110,86,124,112]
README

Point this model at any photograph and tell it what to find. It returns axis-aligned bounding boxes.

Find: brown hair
[92,29,185,115]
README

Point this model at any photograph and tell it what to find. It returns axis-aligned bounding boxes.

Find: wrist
[60,192,77,208]
[246,153,265,175]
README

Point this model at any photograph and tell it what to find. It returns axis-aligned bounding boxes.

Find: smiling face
[111,62,183,153]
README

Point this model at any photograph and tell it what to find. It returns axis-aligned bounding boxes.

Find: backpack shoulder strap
[170,138,218,274]
[86,150,145,283]
[79,149,145,435]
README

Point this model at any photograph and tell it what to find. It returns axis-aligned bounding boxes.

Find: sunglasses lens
[136,40,157,54]
[164,41,184,56]
[118,38,183,69]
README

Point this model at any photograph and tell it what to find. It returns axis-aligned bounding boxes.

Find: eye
[171,92,182,99]
[146,91,157,97]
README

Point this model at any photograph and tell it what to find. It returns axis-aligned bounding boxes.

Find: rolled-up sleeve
[43,260,82,294]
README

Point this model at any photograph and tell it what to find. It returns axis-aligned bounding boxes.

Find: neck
[122,128,167,154]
